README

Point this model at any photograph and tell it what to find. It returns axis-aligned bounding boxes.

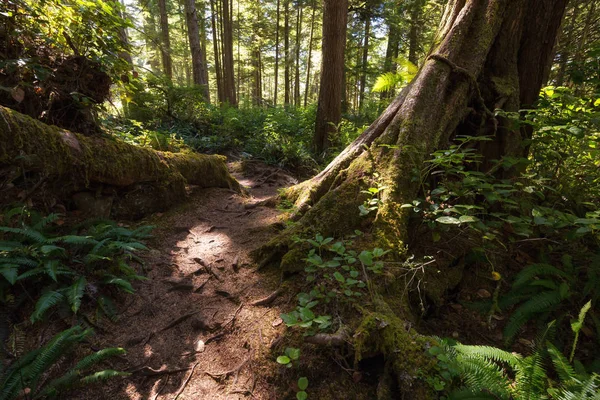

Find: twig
[250,288,282,306]
[253,170,281,187]
[172,362,199,400]
[205,353,252,380]
[130,366,191,377]
[151,376,169,400]
[222,303,244,329]
[159,310,203,333]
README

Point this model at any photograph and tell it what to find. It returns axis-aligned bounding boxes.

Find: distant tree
[314,0,348,154]
[184,0,210,101]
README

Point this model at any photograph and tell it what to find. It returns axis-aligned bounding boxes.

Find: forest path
[80,161,298,400]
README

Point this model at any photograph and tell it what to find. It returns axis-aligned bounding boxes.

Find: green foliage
[359,173,388,216]
[0,326,128,400]
[372,57,418,93]
[428,305,599,399]
[281,232,388,334]
[276,347,301,368]
[0,207,151,324]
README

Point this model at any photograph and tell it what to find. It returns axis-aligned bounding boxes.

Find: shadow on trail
[75,162,297,400]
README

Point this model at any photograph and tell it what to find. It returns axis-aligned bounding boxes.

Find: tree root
[305,326,350,347]
[250,289,282,306]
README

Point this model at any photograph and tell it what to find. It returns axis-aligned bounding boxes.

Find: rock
[195,339,205,353]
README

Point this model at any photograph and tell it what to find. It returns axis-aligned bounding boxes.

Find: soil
[74,161,302,400]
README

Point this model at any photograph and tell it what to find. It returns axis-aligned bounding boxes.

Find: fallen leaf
[477,289,491,298]
[11,87,25,103]
[272,317,283,327]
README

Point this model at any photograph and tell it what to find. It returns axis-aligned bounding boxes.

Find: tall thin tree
[314,0,348,154]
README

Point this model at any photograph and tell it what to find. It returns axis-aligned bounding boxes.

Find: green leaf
[68,277,87,314]
[296,391,308,400]
[358,251,373,266]
[436,216,461,225]
[31,291,65,322]
[0,264,18,284]
[333,271,345,283]
[298,377,309,390]
[459,215,479,223]
[299,307,315,321]
[286,347,301,360]
[276,356,291,365]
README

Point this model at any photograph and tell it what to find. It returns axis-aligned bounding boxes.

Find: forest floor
[75,161,304,400]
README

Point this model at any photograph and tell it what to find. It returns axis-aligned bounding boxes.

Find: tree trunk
[274,0,281,105]
[0,106,239,219]
[294,1,303,107]
[141,0,161,72]
[221,0,237,106]
[200,1,211,98]
[210,0,224,102]
[358,9,371,112]
[184,0,210,100]
[380,19,399,100]
[284,0,291,106]
[304,2,316,107]
[257,0,568,395]
[313,0,348,154]
[157,0,173,80]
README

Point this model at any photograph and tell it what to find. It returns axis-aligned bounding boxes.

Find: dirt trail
[80,162,298,400]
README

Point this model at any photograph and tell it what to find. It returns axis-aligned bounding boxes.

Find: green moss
[354,299,438,399]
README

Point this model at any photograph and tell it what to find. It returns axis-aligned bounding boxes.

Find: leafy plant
[359,173,388,216]
[0,325,128,400]
[281,232,388,334]
[277,347,301,368]
[0,207,151,323]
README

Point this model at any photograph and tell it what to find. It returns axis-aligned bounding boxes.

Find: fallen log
[0,106,240,217]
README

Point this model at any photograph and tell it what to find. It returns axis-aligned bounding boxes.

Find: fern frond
[103,277,134,294]
[504,290,563,343]
[74,348,126,371]
[454,344,522,366]
[79,369,130,384]
[67,277,87,314]
[0,241,22,251]
[454,355,512,398]
[547,342,576,384]
[372,72,404,93]
[30,291,65,322]
[50,235,98,246]
[0,264,18,285]
[512,264,571,288]
[449,388,503,400]
[32,213,59,231]
[0,226,47,244]
[513,351,547,400]
[0,256,38,268]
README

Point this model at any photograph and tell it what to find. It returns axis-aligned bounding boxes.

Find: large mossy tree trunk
[257,0,567,397]
[0,106,239,218]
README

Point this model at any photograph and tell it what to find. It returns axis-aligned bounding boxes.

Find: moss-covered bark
[255,0,567,396]
[0,106,240,217]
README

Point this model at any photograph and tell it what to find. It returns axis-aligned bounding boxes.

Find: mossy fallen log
[0,106,240,217]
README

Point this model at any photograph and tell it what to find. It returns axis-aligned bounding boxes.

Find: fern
[30,291,65,322]
[0,327,127,400]
[504,290,564,343]
[547,342,576,384]
[0,226,47,243]
[512,263,571,288]
[67,277,87,314]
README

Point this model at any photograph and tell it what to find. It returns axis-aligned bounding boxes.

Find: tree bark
[221,0,237,106]
[184,0,210,100]
[157,0,173,80]
[313,0,348,154]
[294,1,303,107]
[284,0,291,106]
[210,0,224,102]
[258,1,568,394]
[304,2,316,107]
[358,8,371,112]
[274,0,281,105]
[0,106,239,218]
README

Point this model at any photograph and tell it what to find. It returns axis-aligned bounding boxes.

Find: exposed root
[305,326,350,347]
[250,289,282,306]
[172,362,199,400]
